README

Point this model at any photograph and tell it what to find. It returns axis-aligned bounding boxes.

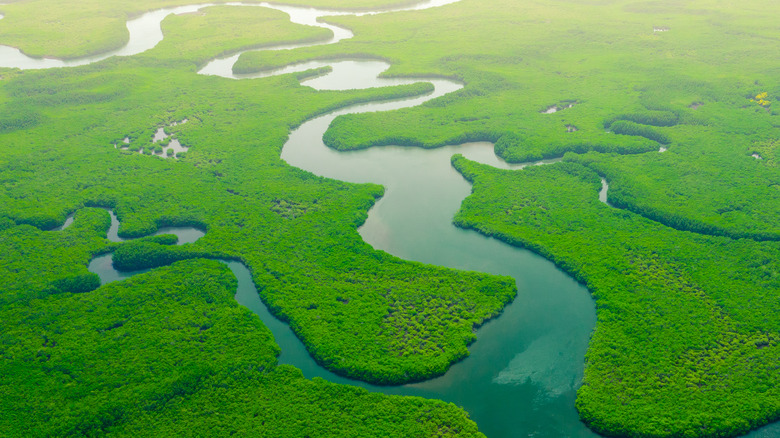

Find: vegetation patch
[0,259,484,437]
[4,0,780,436]
[452,156,780,438]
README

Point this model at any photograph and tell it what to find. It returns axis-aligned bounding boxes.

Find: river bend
[10,1,600,437]
[13,1,780,436]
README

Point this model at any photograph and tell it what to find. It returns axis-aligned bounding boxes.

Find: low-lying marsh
[2,0,780,436]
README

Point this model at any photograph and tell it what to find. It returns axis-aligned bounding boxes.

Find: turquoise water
[20,0,779,433]
[89,60,600,435]
[276,60,599,438]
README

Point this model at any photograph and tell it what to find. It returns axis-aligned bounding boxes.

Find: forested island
[1,0,779,437]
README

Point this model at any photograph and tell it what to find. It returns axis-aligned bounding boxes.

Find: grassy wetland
[1,0,780,437]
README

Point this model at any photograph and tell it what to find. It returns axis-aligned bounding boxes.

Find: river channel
[13,0,599,436]
[8,0,780,435]
[10,0,763,437]
[265,59,598,437]
[88,176,597,438]
[93,22,597,438]
[198,4,597,434]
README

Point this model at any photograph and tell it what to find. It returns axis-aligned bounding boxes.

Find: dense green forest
[0,4,518,386]
[233,0,780,435]
[1,258,483,436]
[235,0,780,238]
[0,2,509,436]
[2,0,780,436]
[452,157,780,437]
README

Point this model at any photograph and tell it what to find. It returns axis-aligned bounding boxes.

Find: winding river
[12,1,779,437]
[0,0,460,69]
[18,0,598,434]
[263,61,598,437]
[196,8,595,435]
[15,0,595,436]
[86,171,597,438]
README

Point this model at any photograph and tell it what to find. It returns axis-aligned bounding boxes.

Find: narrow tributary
[84,59,600,436]
[14,0,599,436]
[16,0,780,435]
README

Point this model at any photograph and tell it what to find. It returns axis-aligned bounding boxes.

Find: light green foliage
[566,83,780,239]
[237,0,699,159]
[452,156,780,437]
[750,139,779,167]
[235,0,780,234]
[607,120,670,145]
[143,6,330,68]
[0,0,409,59]
[0,2,513,390]
[569,144,780,240]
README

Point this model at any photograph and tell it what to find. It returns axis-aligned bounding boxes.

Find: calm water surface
[277,60,598,438]
[88,58,599,436]
[22,1,771,436]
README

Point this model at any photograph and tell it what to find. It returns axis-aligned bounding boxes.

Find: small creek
[0,0,460,70]
[89,50,598,438]
[16,0,776,436]
[85,209,205,283]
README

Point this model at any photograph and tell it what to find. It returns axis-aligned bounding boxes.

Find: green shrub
[49,273,101,294]
[609,120,671,144]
